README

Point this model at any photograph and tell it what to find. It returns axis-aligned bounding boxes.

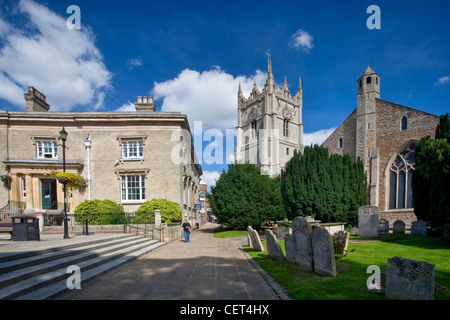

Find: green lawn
[243,234,450,300]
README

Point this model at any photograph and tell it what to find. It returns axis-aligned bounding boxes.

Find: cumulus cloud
[151,67,267,131]
[201,170,221,188]
[127,58,143,69]
[435,76,450,86]
[304,127,336,146]
[0,0,112,111]
[290,28,314,53]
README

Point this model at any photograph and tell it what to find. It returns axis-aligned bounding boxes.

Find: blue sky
[1,0,449,187]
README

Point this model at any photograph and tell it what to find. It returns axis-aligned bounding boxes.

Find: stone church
[235,62,304,177]
[322,67,440,225]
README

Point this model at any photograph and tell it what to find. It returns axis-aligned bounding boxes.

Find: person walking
[182,219,191,243]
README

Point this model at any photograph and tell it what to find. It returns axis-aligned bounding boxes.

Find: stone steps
[0,234,166,300]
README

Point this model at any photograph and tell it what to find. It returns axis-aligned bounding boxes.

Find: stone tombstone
[358,206,379,237]
[333,230,350,256]
[311,226,337,277]
[247,226,263,252]
[265,230,284,260]
[291,216,314,271]
[411,220,427,237]
[385,256,435,300]
[378,218,389,235]
[284,234,295,262]
[393,220,405,234]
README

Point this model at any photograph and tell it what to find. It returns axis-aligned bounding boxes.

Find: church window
[389,144,416,210]
[339,138,343,148]
[286,148,289,155]
[366,77,372,84]
[401,116,408,131]
[251,120,257,138]
[283,119,289,137]
[376,77,379,84]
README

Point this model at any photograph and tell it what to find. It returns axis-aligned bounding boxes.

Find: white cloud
[0,0,112,111]
[435,76,450,86]
[201,170,221,188]
[290,28,314,53]
[115,101,135,112]
[127,58,143,69]
[304,128,336,146]
[151,67,266,131]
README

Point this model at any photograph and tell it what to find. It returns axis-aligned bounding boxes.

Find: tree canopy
[208,163,285,230]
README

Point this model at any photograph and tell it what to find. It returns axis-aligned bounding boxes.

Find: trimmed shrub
[74,199,125,225]
[136,199,182,223]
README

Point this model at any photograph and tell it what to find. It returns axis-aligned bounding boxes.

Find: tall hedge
[281,145,366,226]
[74,199,125,225]
[136,199,182,223]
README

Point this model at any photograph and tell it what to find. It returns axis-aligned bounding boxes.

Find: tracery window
[389,144,416,209]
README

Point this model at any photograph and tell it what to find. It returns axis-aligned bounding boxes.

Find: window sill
[120,200,146,205]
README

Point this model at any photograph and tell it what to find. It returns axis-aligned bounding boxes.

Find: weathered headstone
[411,220,427,237]
[284,234,295,262]
[265,230,284,260]
[247,226,264,252]
[393,220,405,234]
[385,256,435,300]
[311,226,337,276]
[350,227,359,236]
[358,206,379,237]
[333,230,350,256]
[378,218,389,235]
[292,216,314,271]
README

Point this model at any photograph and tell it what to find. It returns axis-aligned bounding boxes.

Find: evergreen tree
[412,113,450,230]
[281,145,366,226]
[208,163,285,230]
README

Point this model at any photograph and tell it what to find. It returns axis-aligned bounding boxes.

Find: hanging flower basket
[0,174,12,190]
[51,171,86,191]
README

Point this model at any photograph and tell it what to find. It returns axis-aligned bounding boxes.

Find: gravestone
[385,256,435,300]
[411,220,427,237]
[311,226,337,276]
[393,220,405,234]
[247,226,264,252]
[265,230,284,260]
[292,216,314,271]
[378,218,389,235]
[284,234,295,262]
[358,206,379,237]
[333,230,350,256]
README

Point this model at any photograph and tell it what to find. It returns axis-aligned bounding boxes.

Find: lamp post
[84,134,92,200]
[59,127,69,239]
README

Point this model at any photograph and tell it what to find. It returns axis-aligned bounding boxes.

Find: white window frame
[122,141,144,159]
[120,175,146,202]
[37,140,58,159]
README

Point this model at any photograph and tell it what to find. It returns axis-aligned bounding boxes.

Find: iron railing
[0,201,26,220]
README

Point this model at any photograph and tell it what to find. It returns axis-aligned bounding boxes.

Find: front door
[41,179,57,210]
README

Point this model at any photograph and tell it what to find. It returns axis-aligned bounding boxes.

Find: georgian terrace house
[0,87,202,226]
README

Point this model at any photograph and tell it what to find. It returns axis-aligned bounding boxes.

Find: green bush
[136,199,182,223]
[74,199,125,225]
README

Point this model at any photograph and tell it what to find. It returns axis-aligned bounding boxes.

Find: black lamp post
[59,127,69,239]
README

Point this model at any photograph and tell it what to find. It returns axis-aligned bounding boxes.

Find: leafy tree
[281,145,366,226]
[136,199,183,223]
[208,163,285,230]
[412,113,450,230]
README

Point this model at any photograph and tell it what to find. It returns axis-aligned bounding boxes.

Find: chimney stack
[24,87,50,112]
[135,96,156,112]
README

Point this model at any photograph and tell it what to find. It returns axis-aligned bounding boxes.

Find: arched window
[283,119,289,137]
[251,120,257,138]
[339,138,343,148]
[389,144,416,209]
[366,77,372,84]
[401,116,408,131]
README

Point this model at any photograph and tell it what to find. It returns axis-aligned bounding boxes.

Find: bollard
[35,218,40,241]
[85,218,89,235]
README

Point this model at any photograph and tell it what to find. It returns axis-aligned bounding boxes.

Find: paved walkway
[56,222,290,300]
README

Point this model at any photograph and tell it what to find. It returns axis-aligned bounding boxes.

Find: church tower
[356,66,381,205]
[235,62,304,177]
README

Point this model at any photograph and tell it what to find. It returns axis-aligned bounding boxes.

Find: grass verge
[244,234,450,300]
